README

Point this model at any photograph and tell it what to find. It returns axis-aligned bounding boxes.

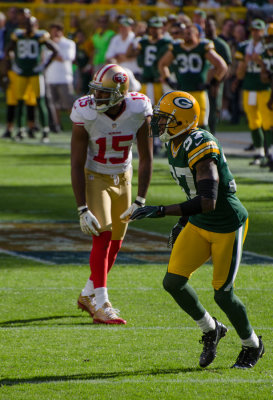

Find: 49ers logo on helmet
[113,72,127,84]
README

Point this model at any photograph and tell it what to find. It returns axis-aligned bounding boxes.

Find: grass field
[0,134,272,399]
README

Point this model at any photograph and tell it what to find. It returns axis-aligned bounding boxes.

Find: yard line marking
[0,326,272,331]
[0,248,54,265]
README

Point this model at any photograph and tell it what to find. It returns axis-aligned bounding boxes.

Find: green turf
[0,254,272,399]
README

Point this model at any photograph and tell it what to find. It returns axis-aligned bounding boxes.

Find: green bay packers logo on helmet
[173,97,193,109]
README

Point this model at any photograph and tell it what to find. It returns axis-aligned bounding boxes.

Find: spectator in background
[106,16,141,91]
[228,22,248,124]
[45,23,76,133]
[0,12,8,92]
[218,18,235,47]
[74,30,93,96]
[192,9,206,38]
[90,14,115,72]
[205,16,232,135]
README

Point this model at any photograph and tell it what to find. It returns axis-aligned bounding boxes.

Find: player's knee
[163,272,188,294]
[214,287,233,308]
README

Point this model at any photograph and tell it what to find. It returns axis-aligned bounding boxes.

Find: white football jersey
[70,92,152,174]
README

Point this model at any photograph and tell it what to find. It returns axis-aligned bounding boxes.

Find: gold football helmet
[88,64,129,112]
[263,23,273,55]
[151,91,200,142]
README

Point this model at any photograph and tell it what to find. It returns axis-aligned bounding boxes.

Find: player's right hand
[78,206,101,236]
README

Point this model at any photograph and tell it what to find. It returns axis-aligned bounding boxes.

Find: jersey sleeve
[234,42,245,61]
[203,39,215,52]
[186,131,220,169]
[39,30,50,43]
[127,92,153,116]
[70,96,96,125]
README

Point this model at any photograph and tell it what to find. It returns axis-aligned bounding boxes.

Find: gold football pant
[168,220,248,290]
[6,71,37,106]
[243,90,273,130]
[85,168,131,240]
[189,90,209,128]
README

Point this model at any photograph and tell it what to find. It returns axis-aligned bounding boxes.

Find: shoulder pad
[126,92,153,116]
[70,96,97,123]
[202,39,214,51]
[11,29,24,40]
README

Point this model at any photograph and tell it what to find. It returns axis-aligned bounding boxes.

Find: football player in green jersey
[234,19,270,165]
[158,23,228,130]
[256,23,273,170]
[6,15,58,142]
[131,17,172,105]
[130,91,265,369]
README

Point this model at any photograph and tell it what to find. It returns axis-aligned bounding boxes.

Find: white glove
[78,206,101,236]
[120,196,145,222]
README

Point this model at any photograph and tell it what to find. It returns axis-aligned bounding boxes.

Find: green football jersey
[11,29,50,76]
[261,50,273,76]
[235,40,269,91]
[170,39,213,91]
[137,36,171,83]
[166,128,248,233]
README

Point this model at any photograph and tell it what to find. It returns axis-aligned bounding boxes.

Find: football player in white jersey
[70,64,153,324]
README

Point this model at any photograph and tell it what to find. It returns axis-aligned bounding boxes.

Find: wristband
[197,179,218,200]
[135,196,146,206]
[179,196,202,216]
[77,205,88,216]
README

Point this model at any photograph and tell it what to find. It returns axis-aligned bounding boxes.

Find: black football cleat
[199,317,228,368]
[232,336,264,369]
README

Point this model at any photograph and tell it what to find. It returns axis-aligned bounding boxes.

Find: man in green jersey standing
[130,91,265,369]
[158,23,227,130]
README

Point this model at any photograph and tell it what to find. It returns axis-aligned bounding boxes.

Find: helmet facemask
[88,82,124,113]
[151,107,179,142]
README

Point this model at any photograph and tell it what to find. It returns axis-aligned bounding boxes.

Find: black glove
[130,205,165,221]
[167,215,188,248]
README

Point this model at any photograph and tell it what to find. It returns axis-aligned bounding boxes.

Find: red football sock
[89,231,112,288]
[107,239,123,273]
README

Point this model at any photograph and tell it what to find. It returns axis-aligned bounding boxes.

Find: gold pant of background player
[85,168,131,240]
[243,90,273,131]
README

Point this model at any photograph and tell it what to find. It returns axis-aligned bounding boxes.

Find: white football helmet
[88,64,129,112]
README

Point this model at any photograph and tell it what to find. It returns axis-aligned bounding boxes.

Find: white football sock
[81,279,94,296]
[94,287,109,310]
[241,331,259,348]
[196,311,216,333]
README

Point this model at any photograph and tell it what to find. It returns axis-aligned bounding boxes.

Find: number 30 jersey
[70,92,152,175]
[166,128,248,233]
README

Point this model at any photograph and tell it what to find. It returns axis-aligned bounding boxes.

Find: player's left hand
[120,196,146,222]
[130,205,165,221]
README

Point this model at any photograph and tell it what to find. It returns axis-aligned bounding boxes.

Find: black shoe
[15,129,25,141]
[1,130,12,139]
[232,336,264,369]
[27,128,36,139]
[249,156,264,166]
[199,318,228,368]
[41,128,50,143]
[244,143,255,151]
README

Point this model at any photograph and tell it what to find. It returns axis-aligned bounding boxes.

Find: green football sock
[163,272,206,320]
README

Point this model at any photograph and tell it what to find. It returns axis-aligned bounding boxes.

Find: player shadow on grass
[0,366,227,387]
[0,315,85,327]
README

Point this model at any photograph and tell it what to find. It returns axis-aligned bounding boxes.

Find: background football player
[6,15,58,142]
[130,91,264,369]
[158,23,228,130]
[70,64,153,324]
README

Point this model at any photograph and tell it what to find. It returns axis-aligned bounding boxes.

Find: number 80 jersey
[70,92,152,175]
[166,128,248,233]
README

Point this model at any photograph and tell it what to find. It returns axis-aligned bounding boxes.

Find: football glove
[167,216,189,248]
[130,205,165,221]
[78,206,101,236]
[120,196,145,222]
